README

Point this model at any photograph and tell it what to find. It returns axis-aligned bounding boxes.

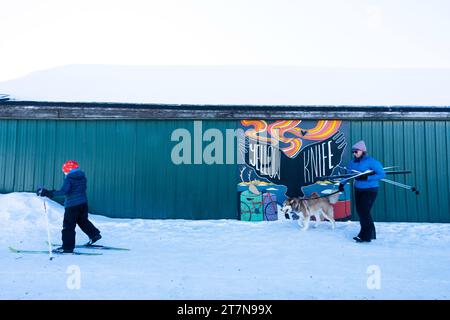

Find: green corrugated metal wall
[1,119,449,222]
[350,121,450,222]
[0,119,238,219]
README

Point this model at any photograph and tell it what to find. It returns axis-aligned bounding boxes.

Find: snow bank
[0,193,63,229]
[1,192,450,299]
[1,65,450,105]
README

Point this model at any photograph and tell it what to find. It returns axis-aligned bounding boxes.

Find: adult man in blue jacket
[37,160,101,253]
[347,141,385,243]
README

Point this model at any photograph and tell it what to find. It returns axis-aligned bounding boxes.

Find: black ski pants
[355,188,378,241]
[62,203,100,251]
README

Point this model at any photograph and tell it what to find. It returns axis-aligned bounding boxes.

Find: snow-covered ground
[1,192,450,300]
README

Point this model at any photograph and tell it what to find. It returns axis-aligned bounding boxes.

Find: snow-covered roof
[1,65,450,106]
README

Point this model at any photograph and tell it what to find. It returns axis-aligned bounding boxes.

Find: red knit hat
[62,160,79,174]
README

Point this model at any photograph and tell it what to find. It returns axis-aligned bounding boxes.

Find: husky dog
[282,192,340,230]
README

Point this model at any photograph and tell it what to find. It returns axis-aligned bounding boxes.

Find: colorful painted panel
[237,120,351,221]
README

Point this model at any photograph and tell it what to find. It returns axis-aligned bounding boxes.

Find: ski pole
[349,169,419,195]
[352,169,413,188]
[378,178,419,194]
[379,178,412,188]
[42,197,54,260]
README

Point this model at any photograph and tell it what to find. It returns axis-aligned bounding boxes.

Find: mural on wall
[237,120,351,221]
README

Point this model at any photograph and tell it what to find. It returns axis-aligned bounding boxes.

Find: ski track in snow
[1,192,450,299]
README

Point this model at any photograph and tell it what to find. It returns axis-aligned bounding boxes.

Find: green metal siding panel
[382,121,396,222]
[0,119,237,220]
[424,122,439,222]
[403,121,419,221]
[392,121,407,221]
[349,120,450,222]
[414,122,428,222]
[435,122,449,222]
[447,122,450,221]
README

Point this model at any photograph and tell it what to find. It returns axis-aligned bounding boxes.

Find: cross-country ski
[46,241,130,251]
[9,246,102,256]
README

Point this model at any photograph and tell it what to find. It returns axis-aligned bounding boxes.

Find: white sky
[1,0,450,81]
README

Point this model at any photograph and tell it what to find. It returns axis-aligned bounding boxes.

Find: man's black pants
[355,188,378,241]
[62,203,100,251]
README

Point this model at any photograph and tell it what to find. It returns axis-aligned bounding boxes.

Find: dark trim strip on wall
[0,100,449,120]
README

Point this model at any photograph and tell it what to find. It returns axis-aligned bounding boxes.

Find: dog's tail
[328,192,340,204]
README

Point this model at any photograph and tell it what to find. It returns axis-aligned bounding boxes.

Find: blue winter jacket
[347,155,386,189]
[53,168,88,208]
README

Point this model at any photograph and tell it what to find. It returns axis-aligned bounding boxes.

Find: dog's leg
[314,212,321,228]
[297,212,304,228]
[324,207,336,229]
[313,208,324,228]
[302,215,310,231]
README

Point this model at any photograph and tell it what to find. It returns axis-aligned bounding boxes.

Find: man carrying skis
[36,160,101,253]
[346,141,385,243]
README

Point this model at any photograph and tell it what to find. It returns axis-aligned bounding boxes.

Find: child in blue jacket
[37,160,101,253]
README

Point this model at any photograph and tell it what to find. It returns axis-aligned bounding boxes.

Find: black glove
[338,183,345,192]
[36,188,55,198]
[355,173,369,181]
[36,188,44,197]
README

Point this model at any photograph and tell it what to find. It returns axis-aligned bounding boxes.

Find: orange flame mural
[241,120,342,158]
